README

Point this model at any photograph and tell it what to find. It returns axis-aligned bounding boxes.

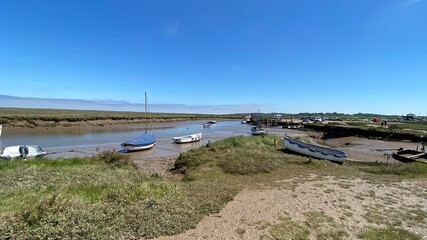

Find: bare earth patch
[156,175,427,240]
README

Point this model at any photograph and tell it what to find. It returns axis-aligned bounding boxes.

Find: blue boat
[121,93,156,151]
[121,132,156,151]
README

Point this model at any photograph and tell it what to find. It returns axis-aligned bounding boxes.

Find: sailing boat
[121,93,156,151]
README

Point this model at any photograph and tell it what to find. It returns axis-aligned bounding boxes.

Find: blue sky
[0,0,426,115]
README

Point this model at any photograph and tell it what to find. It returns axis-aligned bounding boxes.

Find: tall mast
[144,92,147,133]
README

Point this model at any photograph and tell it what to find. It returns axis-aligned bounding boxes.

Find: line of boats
[2,132,426,165]
[1,93,425,164]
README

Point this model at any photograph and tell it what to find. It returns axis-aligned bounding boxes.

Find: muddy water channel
[0,120,251,159]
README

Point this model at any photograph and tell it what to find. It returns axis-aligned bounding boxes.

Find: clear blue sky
[0,0,426,115]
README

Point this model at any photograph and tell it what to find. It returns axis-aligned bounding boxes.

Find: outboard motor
[19,145,29,159]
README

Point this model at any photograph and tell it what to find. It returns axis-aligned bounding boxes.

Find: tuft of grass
[174,135,283,175]
[236,228,246,237]
[269,217,310,240]
[357,162,427,176]
[360,227,421,240]
[91,150,135,168]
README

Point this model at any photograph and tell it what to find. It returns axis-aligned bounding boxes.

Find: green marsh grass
[1,136,427,238]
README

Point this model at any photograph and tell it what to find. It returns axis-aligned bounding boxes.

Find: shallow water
[0,121,251,159]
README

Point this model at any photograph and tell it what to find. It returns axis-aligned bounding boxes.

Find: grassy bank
[1,136,427,239]
[0,107,245,127]
[304,122,427,142]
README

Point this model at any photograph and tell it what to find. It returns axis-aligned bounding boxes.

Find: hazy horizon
[1,95,423,116]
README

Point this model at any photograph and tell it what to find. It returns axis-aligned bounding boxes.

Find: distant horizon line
[0,95,422,117]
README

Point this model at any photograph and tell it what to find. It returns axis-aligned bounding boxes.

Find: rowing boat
[173,133,202,144]
[282,137,347,163]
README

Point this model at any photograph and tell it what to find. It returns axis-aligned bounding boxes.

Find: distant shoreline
[0,107,243,130]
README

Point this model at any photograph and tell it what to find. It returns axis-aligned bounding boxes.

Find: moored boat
[282,137,347,163]
[121,133,156,151]
[121,93,156,151]
[173,133,202,144]
[392,148,427,163]
[1,145,47,159]
[251,126,267,135]
[208,120,217,124]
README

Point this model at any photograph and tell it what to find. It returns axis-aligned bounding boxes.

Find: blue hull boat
[121,132,156,151]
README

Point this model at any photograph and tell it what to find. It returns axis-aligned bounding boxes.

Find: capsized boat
[173,133,202,144]
[282,137,347,163]
[121,92,156,151]
[1,145,47,159]
[392,148,427,163]
[251,126,267,135]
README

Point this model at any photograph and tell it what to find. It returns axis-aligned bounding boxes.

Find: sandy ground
[153,127,426,240]
[156,175,427,240]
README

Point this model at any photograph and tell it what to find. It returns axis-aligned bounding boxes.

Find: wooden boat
[282,137,347,163]
[251,126,267,135]
[121,93,156,151]
[392,149,427,163]
[1,145,47,159]
[173,133,202,144]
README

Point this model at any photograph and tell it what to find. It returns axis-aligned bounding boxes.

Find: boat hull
[1,145,47,159]
[121,132,156,152]
[282,137,347,163]
[392,149,427,163]
[121,143,155,151]
[173,133,202,144]
[251,126,267,135]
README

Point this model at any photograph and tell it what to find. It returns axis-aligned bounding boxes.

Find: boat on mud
[282,136,347,163]
[251,126,267,135]
[121,93,156,151]
[1,145,47,159]
[173,133,202,144]
[392,148,427,163]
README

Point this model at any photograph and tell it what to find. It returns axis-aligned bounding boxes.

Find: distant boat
[392,148,427,163]
[282,137,347,163]
[201,122,211,128]
[0,125,2,137]
[1,145,47,159]
[173,133,202,144]
[208,120,216,124]
[121,93,156,151]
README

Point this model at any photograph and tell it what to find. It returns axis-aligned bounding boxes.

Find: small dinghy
[282,137,347,163]
[251,126,267,135]
[392,148,427,163]
[1,145,47,159]
[173,133,202,144]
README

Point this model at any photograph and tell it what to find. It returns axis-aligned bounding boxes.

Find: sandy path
[156,175,427,240]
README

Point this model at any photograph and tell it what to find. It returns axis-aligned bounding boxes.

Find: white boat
[121,93,156,151]
[173,133,202,144]
[282,137,347,163]
[1,145,47,159]
[208,120,216,124]
[251,126,267,135]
